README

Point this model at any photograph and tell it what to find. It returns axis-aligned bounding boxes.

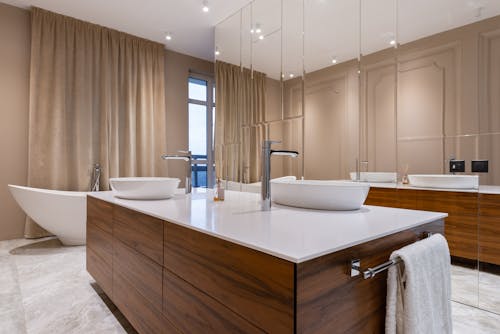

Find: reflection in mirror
[359,0,397,180]
[303,0,360,180]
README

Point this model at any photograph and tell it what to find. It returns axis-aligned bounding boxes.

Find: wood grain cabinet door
[86,197,113,297]
[164,222,295,333]
[479,193,500,265]
[113,205,164,265]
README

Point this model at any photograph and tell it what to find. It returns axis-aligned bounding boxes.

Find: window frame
[188,73,215,188]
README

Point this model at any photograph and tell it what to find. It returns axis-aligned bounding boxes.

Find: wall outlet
[449,160,465,173]
[471,160,488,173]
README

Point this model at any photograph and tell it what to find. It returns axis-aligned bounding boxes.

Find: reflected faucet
[355,159,368,181]
[261,140,299,211]
[161,151,192,194]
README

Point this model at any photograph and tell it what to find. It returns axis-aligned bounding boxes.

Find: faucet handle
[263,140,281,149]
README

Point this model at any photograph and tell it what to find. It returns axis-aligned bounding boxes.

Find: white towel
[385,234,452,334]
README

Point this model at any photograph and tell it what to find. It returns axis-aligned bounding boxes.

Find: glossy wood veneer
[366,187,479,261]
[479,193,500,265]
[113,204,164,265]
[163,268,264,333]
[296,220,444,334]
[164,222,295,333]
[113,238,163,312]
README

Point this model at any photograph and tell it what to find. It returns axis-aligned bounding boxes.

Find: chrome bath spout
[161,151,192,194]
[261,140,299,211]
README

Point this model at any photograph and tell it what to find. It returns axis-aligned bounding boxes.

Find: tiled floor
[1,237,499,333]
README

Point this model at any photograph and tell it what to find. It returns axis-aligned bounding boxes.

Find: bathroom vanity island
[86,189,446,334]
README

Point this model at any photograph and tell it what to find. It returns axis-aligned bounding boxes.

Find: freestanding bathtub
[8,185,88,246]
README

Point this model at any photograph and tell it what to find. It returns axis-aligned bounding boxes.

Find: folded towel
[386,234,452,334]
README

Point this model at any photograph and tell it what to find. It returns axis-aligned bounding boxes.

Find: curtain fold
[26,8,167,237]
[215,61,266,184]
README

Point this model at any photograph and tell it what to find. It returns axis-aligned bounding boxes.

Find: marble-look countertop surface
[89,189,446,263]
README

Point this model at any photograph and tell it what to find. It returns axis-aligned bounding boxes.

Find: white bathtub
[8,185,88,246]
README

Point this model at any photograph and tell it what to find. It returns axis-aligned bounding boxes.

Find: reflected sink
[349,172,397,183]
[110,177,180,200]
[408,174,479,189]
[271,178,370,210]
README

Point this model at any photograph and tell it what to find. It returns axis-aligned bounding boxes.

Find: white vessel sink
[349,172,397,183]
[110,177,180,200]
[271,178,370,211]
[408,174,479,190]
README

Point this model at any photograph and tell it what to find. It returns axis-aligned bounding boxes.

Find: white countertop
[89,189,447,263]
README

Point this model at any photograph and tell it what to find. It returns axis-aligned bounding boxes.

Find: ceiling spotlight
[331,57,337,64]
[289,73,294,78]
[214,47,220,56]
[255,23,262,34]
[250,28,254,34]
[165,32,172,41]
[389,39,396,46]
[259,35,264,40]
[202,0,209,12]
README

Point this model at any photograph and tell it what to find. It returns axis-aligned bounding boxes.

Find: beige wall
[164,50,214,186]
[0,3,30,241]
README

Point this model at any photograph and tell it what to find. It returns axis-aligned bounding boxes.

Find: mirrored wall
[215,0,500,315]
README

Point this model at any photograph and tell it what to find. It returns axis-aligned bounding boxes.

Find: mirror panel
[303,0,360,180]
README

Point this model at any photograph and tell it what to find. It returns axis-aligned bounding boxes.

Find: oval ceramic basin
[408,174,479,189]
[349,172,397,183]
[271,179,370,211]
[109,177,180,200]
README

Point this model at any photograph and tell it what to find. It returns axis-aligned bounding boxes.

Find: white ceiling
[1,0,251,61]
[216,0,500,79]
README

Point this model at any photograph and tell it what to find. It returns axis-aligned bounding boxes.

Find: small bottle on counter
[213,178,225,201]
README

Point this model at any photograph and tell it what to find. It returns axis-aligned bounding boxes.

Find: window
[188,75,215,188]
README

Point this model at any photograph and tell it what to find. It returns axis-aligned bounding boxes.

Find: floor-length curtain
[215,61,266,184]
[26,8,167,237]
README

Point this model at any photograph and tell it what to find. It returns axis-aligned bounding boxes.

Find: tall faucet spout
[261,140,299,211]
[161,151,192,194]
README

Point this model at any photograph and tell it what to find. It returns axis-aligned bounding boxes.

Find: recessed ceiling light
[389,39,396,46]
[331,57,337,64]
[259,35,264,40]
[202,0,209,12]
[165,32,172,41]
[289,73,294,78]
[255,23,262,34]
[215,47,220,56]
[250,28,254,34]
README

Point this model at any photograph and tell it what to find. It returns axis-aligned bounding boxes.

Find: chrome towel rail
[350,232,434,279]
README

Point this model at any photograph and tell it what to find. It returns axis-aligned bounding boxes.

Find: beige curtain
[26,8,167,237]
[215,61,266,183]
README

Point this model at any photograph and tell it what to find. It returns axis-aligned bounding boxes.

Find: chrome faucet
[261,140,299,211]
[355,159,368,181]
[90,164,101,192]
[161,151,192,194]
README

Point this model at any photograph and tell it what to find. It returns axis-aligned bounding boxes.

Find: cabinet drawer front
[113,205,163,265]
[87,197,113,234]
[87,246,112,297]
[113,269,176,334]
[87,222,113,256]
[113,239,163,312]
[164,269,264,334]
[164,222,294,333]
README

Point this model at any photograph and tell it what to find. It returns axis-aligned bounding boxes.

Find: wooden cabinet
[87,197,444,334]
[87,197,113,297]
[366,187,483,263]
[164,222,295,333]
[479,194,500,266]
